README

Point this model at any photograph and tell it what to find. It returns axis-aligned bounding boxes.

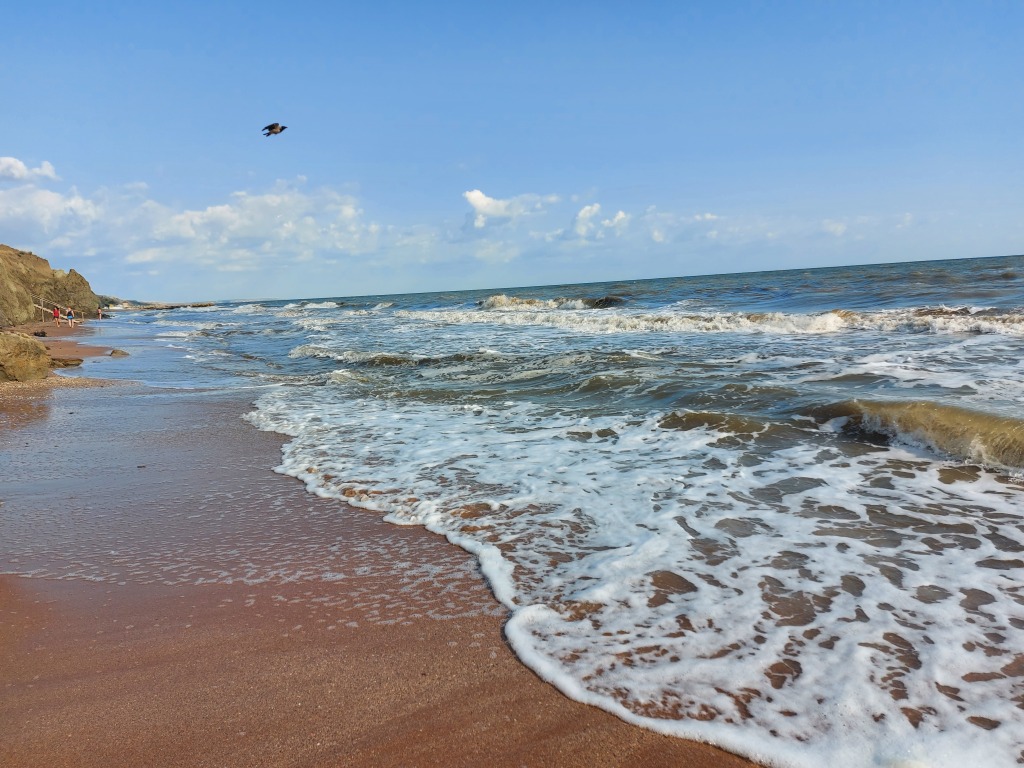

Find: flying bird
[262,123,287,136]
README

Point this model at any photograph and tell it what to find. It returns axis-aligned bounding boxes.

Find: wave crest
[399,304,1024,337]
[479,294,625,311]
[810,400,1024,471]
[289,345,500,367]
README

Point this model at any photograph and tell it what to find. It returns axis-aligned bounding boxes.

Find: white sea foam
[480,294,571,310]
[230,303,273,314]
[396,306,1024,337]
[327,368,368,384]
[247,386,1024,768]
[61,259,1024,768]
[150,318,230,330]
[161,303,226,313]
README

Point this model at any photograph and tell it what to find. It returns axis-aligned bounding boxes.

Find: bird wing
[263,123,280,132]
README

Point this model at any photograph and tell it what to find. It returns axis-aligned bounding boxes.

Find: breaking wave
[811,399,1024,471]
[289,345,503,367]
[479,293,625,310]
[397,305,1024,336]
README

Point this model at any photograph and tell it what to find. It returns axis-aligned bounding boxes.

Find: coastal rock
[0,244,101,327]
[0,332,52,382]
[110,349,130,357]
[50,357,84,368]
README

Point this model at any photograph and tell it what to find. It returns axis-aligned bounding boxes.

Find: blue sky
[2,1,1022,301]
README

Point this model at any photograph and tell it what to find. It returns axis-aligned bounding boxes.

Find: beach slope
[0,337,760,768]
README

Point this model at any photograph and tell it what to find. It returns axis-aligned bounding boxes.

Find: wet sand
[0,325,762,767]
[9,316,114,363]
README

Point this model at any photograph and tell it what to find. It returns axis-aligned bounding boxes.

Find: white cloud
[0,171,387,292]
[463,189,558,228]
[642,207,678,244]
[641,209,717,243]
[568,204,631,240]
[573,203,602,237]
[0,157,58,182]
[0,152,946,301]
[0,185,100,234]
[472,240,521,264]
[126,181,372,268]
[602,209,630,234]
[822,219,847,237]
[123,248,161,264]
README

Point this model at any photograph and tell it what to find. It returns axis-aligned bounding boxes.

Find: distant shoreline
[113,301,218,311]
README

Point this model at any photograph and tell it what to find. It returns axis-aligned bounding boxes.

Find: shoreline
[0,319,117,413]
[0,326,761,767]
[10,316,115,361]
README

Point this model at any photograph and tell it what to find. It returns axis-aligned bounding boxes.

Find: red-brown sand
[11,316,113,363]
[0,324,763,768]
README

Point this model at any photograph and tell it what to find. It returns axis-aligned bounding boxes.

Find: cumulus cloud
[463,188,558,228]
[0,185,99,235]
[573,203,602,237]
[0,151,931,300]
[0,157,58,182]
[602,209,630,233]
[640,207,727,244]
[568,204,631,240]
[129,182,373,270]
[0,168,383,288]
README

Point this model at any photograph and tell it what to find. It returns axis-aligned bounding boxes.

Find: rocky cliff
[0,244,101,327]
[0,244,103,381]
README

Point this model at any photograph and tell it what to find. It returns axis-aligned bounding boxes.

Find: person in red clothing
[52,305,61,326]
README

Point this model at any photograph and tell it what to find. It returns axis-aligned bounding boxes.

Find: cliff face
[0,244,101,327]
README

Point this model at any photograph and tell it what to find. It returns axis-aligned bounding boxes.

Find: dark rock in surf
[588,295,625,309]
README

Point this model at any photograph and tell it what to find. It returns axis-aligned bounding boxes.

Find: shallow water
[47,255,1024,767]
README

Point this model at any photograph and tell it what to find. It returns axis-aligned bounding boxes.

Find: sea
[60,255,1024,768]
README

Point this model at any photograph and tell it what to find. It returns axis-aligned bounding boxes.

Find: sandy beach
[0,322,760,768]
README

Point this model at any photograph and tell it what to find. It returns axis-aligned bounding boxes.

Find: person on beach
[53,305,61,326]
[66,307,75,328]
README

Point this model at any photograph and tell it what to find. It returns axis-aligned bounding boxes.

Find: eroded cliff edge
[0,244,102,381]
[0,244,101,326]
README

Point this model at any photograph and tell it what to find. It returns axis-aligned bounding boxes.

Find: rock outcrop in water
[0,244,103,382]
